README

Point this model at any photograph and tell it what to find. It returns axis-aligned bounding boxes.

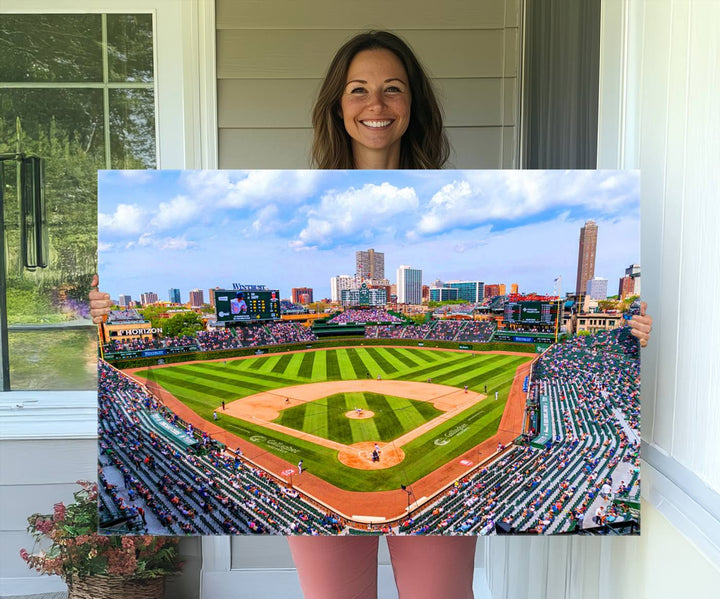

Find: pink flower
[53,503,66,522]
[19,548,29,562]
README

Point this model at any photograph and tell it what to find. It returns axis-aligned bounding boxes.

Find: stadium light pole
[554,276,562,343]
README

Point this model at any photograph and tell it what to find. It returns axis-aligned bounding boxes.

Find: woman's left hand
[630,301,653,348]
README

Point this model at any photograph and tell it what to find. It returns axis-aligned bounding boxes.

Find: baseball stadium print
[98,170,641,536]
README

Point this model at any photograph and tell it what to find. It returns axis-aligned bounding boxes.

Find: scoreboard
[504,301,558,325]
[215,289,281,323]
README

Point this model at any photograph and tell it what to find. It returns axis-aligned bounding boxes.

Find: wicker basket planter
[67,575,165,599]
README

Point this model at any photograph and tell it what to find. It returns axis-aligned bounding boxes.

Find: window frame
[0,1,216,408]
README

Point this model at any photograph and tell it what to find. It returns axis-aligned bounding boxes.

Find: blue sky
[98,170,640,302]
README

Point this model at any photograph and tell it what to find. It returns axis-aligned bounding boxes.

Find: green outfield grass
[273,391,443,444]
[134,347,531,492]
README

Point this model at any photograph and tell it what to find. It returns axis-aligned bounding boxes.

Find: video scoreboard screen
[215,289,281,323]
[504,301,558,325]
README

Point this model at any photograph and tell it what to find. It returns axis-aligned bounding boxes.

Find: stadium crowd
[365,320,495,343]
[328,308,404,324]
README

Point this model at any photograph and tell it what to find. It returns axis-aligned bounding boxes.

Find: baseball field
[133,346,532,493]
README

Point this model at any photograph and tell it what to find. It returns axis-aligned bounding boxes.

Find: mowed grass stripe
[325,350,341,380]
[365,393,403,440]
[385,396,429,431]
[144,366,270,395]
[345,348,371,379]
[363,347,398,375]
[463,358,527,390]
[297,351,316,379]
[335,349,357,380]
[326,397,352,443]
[170,363,296,389]
[401,354,475,381]
[271,353,294,374]
[253,354,283,375]
[302,398,329,439]
[429,354,514,386]
[140,370,236,400]
[384,347,420,368]
[372,347,407,372]
[349,412,381,443]
[405,348,441,363]
[275,401,307,429]
[277,352,305,380]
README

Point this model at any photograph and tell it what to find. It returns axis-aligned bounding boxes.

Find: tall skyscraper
[396,265,422,305]
[586,277,608,300]
[118,294,132,307]
[168,288,181,304]
[576,220,598,295]
[292,287,314,304]
[140,292,158,306]
[356,249,384,280]
[510,283,519,295]
[188,289,204,307]
[330,275,356,302]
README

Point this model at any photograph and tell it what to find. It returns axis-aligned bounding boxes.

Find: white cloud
[98,203,146,235]
[294,183,418,248]
[178,170,321,210]
[151,195,203,230]
[222,171,320,209]
[125,233,196,251]
[415,171,639,236]
[251,204,280,233]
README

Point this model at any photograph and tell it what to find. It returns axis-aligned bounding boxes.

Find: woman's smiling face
[340,49,411,168]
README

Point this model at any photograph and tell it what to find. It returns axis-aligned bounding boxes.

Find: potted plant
[20,480,182,599]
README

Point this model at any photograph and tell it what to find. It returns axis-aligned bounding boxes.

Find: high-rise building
[188,289,204,307]
[291,287,314,304]
[356,249,384,280]
[330,275,356,302]
[484,284,501,298]
[446,281,484,303]
[397,265,422,305]
[118,294,132,307]
[586,277,608,300]
[576,220,598,295]
[498,283,506,296]
[625,264,641,297]
[140,292,158,306]
[510,283,519,294]
[429,287,459,302]
[208,287,221,308]
[168,288,181,304]
[618,276,635,300]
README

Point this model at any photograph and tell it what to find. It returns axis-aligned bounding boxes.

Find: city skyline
[98,170,640,301]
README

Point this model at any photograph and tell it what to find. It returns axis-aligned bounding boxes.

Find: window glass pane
[0,14,103,82]
[8,329,97,390]
[107,14,154,83]
[1,13,156,390]
[109,89,156,168]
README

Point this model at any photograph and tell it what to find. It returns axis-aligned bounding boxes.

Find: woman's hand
[89,274,113,324]
[629,301,653,348]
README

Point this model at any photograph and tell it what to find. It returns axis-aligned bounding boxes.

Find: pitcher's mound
[345,410,375,420]
[337,442,405,470]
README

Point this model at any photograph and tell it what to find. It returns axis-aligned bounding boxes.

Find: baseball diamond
[130,347,531,497]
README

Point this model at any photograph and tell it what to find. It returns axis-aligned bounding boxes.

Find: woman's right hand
[89,274,113,324]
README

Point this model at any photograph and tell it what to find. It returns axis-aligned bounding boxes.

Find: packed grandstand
[98,314,640,536]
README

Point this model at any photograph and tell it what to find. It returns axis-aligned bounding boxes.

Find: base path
[129,349,534,521]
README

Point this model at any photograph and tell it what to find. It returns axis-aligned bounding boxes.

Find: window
[1,13,156,390]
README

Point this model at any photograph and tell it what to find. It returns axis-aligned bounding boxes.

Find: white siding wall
[216,0,521,169]
[485,1,720,597]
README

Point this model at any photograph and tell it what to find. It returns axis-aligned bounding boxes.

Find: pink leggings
[288,536,476,599]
